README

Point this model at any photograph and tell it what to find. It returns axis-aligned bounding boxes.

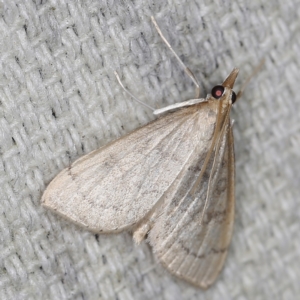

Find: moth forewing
[42,105,206,232]
[147,92,236,289]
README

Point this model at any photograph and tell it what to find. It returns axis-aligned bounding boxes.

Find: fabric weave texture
[0,1,299,299]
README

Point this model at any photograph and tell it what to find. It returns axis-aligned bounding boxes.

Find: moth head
[211,68,239,104]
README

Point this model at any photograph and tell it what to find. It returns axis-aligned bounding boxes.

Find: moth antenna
[114,71,155,111]
[151,16,201,98]
[236,59,265,100]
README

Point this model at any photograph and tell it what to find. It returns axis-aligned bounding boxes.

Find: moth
[42,17,261,289]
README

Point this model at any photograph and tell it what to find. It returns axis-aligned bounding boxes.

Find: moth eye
[211,85,224,99]
[231,91,237,104]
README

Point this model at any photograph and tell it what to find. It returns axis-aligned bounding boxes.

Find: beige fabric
[0,1,298,299]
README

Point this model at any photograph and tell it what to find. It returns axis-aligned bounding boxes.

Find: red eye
[211,85,224,99]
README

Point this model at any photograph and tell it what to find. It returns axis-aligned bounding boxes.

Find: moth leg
[114,71,155,111]
[151,16,201,99]
[236,59,265,100]
[133,223,151,244]
[133,209,162,244]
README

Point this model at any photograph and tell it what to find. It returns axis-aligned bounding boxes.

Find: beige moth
[42,17,259,289]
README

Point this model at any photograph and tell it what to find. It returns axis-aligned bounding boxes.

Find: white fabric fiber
[0,1,299,299]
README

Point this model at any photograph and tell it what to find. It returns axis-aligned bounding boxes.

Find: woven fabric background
[0,0,299,299]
